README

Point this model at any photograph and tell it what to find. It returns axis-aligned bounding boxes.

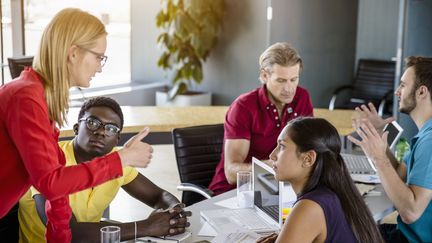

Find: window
[1,0,131,87]
[1,0,13,85]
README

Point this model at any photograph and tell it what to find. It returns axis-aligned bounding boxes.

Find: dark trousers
[379,224,408,243]
[0,204,19,243]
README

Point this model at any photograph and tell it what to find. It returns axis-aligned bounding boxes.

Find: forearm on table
[156,191,180,209]
[148,191,180,210]
[225,161,252,185]
[122,175,180,209]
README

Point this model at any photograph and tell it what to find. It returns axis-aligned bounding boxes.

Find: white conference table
[185,186,394,242]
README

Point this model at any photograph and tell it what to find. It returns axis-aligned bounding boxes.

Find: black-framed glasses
[79,117,120,136]
[79,46,108,67]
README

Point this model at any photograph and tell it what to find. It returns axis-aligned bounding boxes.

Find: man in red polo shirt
[209,42,314,195]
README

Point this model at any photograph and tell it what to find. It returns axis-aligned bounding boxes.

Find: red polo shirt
[0,68,123,242]
[208,85,313,195]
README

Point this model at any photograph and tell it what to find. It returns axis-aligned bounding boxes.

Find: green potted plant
[155,0,225,105]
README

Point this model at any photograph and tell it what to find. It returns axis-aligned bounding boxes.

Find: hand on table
[143,203,192,236]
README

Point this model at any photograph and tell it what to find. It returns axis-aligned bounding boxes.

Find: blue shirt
[398,118,432,242]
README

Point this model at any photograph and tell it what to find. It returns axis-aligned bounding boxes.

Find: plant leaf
[156,0,225,99]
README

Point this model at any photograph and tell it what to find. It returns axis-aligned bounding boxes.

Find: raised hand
[355,102,394,131]
[347,119,390,167]
[118,127,154,168]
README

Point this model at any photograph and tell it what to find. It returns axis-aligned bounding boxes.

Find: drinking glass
[100,226,120,243]
[237,171,254,208]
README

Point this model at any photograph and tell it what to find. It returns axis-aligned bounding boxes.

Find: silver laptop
[343,121,403,175]
[200,158,282,233]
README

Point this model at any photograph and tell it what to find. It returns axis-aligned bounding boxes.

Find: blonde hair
[259,42,303,83]
[33,8,107,127]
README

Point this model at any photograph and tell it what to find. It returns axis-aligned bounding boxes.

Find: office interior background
[1,0,432,140]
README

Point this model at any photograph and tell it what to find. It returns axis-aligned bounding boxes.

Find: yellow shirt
[18,140,138,243]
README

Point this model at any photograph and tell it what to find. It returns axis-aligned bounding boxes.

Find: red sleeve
[45,197,72,243]
[6,93,123,201]
[224,100,253,140]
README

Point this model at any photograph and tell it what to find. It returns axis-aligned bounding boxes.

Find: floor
[109,144,182,222]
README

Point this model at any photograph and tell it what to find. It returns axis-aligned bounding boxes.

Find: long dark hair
[284,117,383,243]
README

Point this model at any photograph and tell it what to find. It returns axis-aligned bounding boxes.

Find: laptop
[200,158,283,233]
[343,121,404,175]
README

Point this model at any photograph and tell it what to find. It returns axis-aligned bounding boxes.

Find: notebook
[343,121,404,175]
[200,158,282,233]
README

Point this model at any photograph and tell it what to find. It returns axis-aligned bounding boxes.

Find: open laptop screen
[253,158,280,222]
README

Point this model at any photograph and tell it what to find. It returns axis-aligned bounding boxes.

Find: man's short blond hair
[259,42,303,74]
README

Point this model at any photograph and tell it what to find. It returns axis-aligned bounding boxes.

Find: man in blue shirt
[349,56,432,243]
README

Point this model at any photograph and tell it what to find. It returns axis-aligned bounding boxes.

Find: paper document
[198,221,217,237]
[355,183,376,196]
[213,196,239,209]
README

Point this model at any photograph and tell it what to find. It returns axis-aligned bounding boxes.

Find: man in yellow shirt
[19,97,190,242]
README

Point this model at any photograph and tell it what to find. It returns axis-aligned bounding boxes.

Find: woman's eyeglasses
[79,117,120,136]
[79,46,108,67]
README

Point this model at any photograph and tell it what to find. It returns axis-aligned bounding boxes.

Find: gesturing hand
[347,119,390,167]
[118,127,154,168]
[355,102,394,131]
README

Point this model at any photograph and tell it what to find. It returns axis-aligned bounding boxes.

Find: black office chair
[7,56,34,79]
[172,124,224,206]
[329,59,396,116]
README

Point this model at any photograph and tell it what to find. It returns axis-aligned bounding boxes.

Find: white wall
[130,0,358,107]
[356,0,399,61]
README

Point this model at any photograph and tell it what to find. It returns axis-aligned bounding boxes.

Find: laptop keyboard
[342,153,376,174]
[260,205,279,221]
[229,210,272,230]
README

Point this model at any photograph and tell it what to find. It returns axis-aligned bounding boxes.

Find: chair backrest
[172,124,224,206]
[352,59,396,101]
[7,56,34,79]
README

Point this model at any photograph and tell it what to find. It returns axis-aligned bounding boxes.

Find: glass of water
[237,171,254,208]
[100,226,120,243]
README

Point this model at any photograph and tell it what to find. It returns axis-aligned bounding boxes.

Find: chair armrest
[177,183,214,199]
[329,85,354,110]
[100,218,122,224]
[378,89,394,116]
